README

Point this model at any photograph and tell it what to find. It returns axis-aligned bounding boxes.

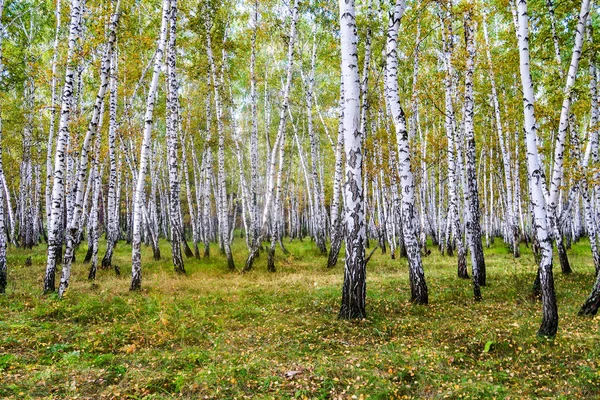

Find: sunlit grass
[1,236,599,398]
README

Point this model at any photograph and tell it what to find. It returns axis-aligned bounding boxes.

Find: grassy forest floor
[1,237,600,399]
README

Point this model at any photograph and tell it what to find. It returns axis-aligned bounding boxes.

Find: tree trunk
[385,0,428,305]
[547,0,590,275]
[303,35,327,256]
[440,9,467,279]
[516,0,558,337]
[102,49,120,270]
[462,11,484,299]
[327,84,345,268]
[243,0,298,272]
[46,0,62,229]
[165,0,185,274]
[130,0,169,290]
[44,0,83,294]
[58,3,120,298]
[482,13,519,258]
[338,0,366,319]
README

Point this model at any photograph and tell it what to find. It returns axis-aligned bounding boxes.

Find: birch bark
[130,0,169,290]
[44,0,83,293]
[58,3,121,297]
[440,8,467,278]
[338,0,367,319]
[166,0,185,274]
[462,10,485,298]
[547,0,590,275]
[517,0,558,337]
[385,0,428,304]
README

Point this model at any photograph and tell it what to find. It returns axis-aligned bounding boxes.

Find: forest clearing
[1,239,599,399]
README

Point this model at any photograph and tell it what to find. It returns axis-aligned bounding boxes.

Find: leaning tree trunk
[385,0,428,305]
[58,3,120,298]
[517,0,558,337]
[130,0,169,290]
[547,0,590,275]
[338,0,367,319]
[44,0,83,294]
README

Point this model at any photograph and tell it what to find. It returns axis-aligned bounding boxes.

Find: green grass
[1,236,600,399]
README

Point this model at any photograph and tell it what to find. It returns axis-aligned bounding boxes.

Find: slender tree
[338,0,366,319]
[57,2,121,297]
[440,5,467,278]
[546,0,589,275]
[131,0,170,290]
[166,0,185,274]
[102,48,120,270]
[462,9,484,298]
[385,0,428,304]
[516,0,558,337]
[43,0,83,293]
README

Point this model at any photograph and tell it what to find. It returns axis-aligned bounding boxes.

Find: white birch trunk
[0,105,7,292]
[483,13,519,257]
[102,47,119,269]
[58,3,121,297]
[385,0,428,304]
[462,11,485,299]
[338,0,367,319]
[44,0,83,293]
[517,0,558,337]
[441,10,468,278]
[165,0,185,274]
[130,0,169,290]
[303,32,327,255]
[243,0,298,272]
[547,0,589,274]
[249,0,260,249]
[46,0,62,226]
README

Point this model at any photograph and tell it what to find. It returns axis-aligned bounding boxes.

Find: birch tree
[517,0,558,337]
[482,12,519,258]
[101,48,120,270]
[385,0,428,304]
[440,6,468,279]
[303,33,327,256]
[462,9,485,299]
[249,0,260,252]
[243,0,299,272]
[546,0,590,275]
[57,2,121,297]
[131,0,170,290]
[43,0,83,293]
[166,0,185,274]
[338,0,366,319]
